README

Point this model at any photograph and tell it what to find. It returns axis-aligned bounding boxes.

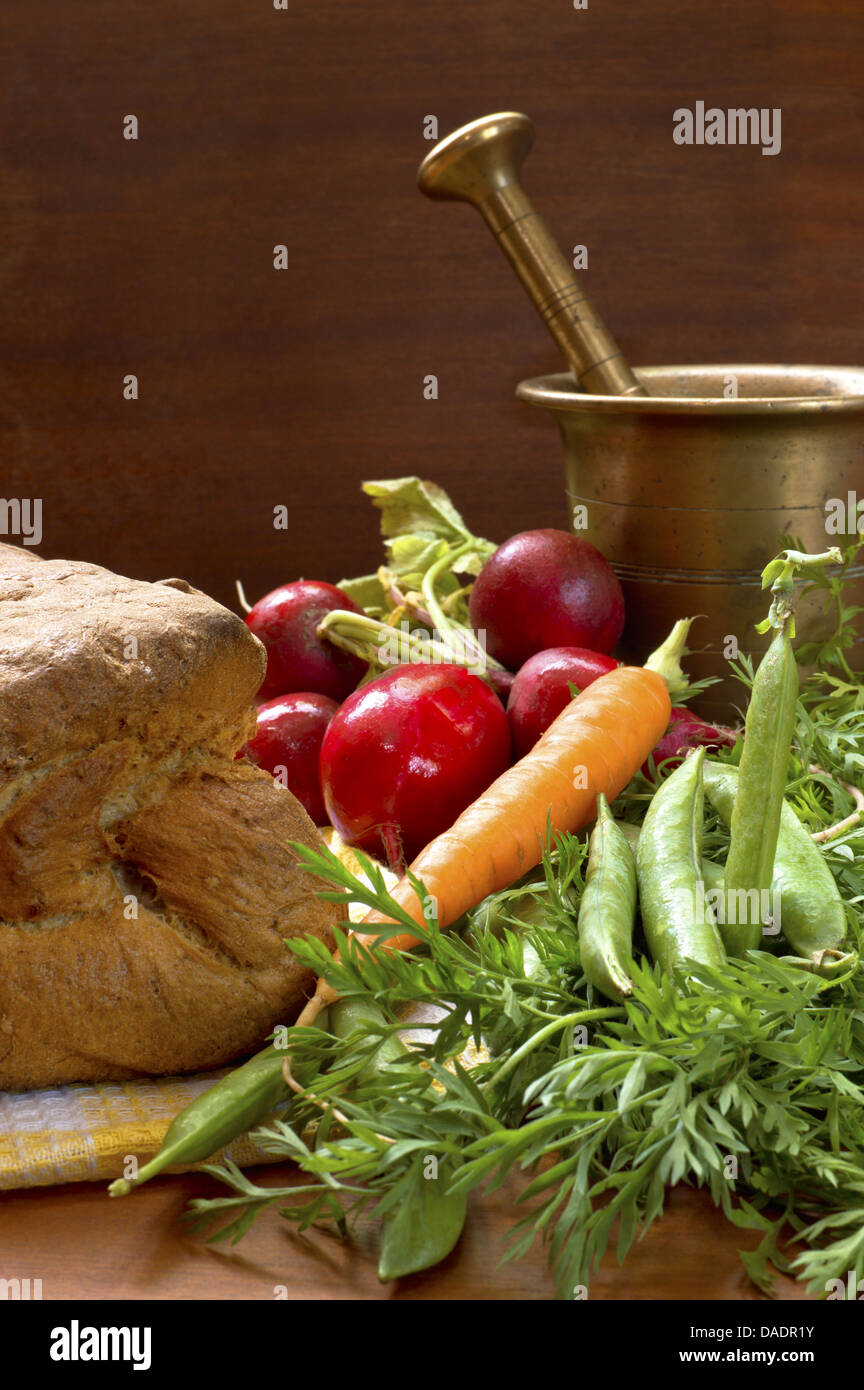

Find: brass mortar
[518,363,864,715]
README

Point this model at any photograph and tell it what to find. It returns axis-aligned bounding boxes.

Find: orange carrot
[296,664,671,1025]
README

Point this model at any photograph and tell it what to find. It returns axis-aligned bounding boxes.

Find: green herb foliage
[336,477,495,622]
[189,807,864,1298]
[188,552,864,1298]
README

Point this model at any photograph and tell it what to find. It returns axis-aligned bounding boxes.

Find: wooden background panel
[0,0,862,611]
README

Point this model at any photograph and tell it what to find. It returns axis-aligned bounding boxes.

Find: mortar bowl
[517,364,864,717]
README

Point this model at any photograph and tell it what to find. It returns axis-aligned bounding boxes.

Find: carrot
[294,662,671,1027]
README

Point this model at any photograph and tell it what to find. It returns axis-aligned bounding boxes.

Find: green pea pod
[697,858,771,955]
[108,1042,292,1196]
[329,997,410,1081]
[329,1000,466,1280]
[703,762,846,959]
[578,794,637,1001]
[636,747,726,974]
[514,888,564,984]
[723,628,799,953]
[615,821,642,855]
[469,873,554,938]
[700,858,725,894]
[468,873,561,984]
[377,1154,467,1282]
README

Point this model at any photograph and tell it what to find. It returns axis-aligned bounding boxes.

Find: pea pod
[108,1003,400,1198]
[330,997,468,1282]
[703,762,846,959]
[723,627,799,953]
[697,856,778,950]
[107,997,411,1199]
[468,873,562,983]
[615,821,642,855]
[469,873,549,937]
[578,794,637,1001]
[329,997,410,1082]
[108,1042,293,1196]
[636,747,726,974]
[377,1154,468,1282]
[700,858,726,895]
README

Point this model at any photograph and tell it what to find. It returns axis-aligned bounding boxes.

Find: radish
[245,581,367,702]
[468,529,625,670]
[319,663,512,870]
[241,691,339,824]
[642,706,739,781]
[506,647,619,758]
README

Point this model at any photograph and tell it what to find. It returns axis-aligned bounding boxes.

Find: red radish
[245,581,366,702]
[319,663,512,870]
[468,529,625,670]
[506,647,619,758]
[642,707,739,781]
[241,691,339,824]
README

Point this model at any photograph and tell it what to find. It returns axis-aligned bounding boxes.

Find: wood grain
[0,1167,811,1301]
[0,1,861,609]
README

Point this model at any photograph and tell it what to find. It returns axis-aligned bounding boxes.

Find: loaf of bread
[0,544,343,1090]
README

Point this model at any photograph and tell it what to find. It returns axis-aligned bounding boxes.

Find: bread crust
[0,545,343,1089]
[0,544,264,778]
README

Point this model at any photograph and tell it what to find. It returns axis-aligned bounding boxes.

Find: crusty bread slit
[0,544,343,1090]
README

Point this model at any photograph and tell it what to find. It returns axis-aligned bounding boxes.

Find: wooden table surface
[0,1167,810,1301]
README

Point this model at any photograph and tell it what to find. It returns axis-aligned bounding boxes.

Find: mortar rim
[517,365,864,415]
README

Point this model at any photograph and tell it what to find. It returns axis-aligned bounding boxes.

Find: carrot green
[178,541,864,1299]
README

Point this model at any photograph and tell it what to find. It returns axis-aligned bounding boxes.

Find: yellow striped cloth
[0,832,396,1190]
[0,1069,287,1190]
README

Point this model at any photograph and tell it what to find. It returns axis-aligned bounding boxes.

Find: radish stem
[420,541,503,673]
[421,540,474,642]
[318,610,468,670]
[808,763,864,843]
[317,607,511,692]
[235,578,253,614]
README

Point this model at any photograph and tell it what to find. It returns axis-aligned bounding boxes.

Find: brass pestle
[418,112,647,397]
